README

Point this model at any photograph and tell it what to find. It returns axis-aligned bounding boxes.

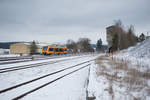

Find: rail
[0,56,87,73]
[0,59,95,100]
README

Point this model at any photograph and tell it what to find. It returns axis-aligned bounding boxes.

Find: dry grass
[142,72,150,79]
[96,54,150,99]
[109,58,130,70]
[108,82,114,100]
[95,55,109,64]
[123,76,146,91]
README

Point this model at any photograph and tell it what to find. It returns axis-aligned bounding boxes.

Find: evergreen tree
[30,40,37,55]
[139,33,145,42]
[66,39,77,53]
[96,38,102,52]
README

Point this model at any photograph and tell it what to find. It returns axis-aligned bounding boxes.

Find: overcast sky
[0,0,149,44]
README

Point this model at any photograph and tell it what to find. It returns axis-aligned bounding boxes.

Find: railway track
[0,59,94,100]
[0,55,67,65]
[0,54,75,61]
[0,56,32,61]
[0,59,32,65]
[0,56,87,73]
[0,54,88,65]
[0,55,58,61]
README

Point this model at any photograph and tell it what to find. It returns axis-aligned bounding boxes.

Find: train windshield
[49,48,54,51]
[43,46,48,50]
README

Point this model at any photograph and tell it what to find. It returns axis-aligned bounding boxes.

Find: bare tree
[114,19,123,28]
[127,25,138,46]
[112,34,119,51]
[110,20,138,51]
[113,20,125,50]
[66,39,77,53]
[77,38,93,52]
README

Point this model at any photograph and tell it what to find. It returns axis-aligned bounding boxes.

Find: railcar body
[42,46,68,55]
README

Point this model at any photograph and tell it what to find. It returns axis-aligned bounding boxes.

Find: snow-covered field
[0,54,98,100]
[1,37,150,100]
[87,38,150,100]
[114,37,150,72]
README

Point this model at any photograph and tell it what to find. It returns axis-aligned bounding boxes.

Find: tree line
[110,20,147,51]
[30,20,148,54]
[66,38,94,53]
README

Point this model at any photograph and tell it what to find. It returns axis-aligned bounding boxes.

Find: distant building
[10,43,31,54]
[10,42,47,54]
[106,25,122,47]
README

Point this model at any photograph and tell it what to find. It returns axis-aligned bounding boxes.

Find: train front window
[49,48,53,51]
[43,46,48,50]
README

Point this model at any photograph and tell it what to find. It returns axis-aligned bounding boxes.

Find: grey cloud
[0,0,149,44]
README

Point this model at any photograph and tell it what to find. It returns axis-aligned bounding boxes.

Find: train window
[59,49,63,52]
[58,49,60,52]
[64,49,67,51]
[55,48,59,52]
[49,48,53,51]
[43,46,48,50]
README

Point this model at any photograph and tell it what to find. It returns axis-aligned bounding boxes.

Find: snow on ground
[0,55,93,90]
[0,48,20,57]
[0,54,20,58]
[0,55,89,69]
[0,49,10,55]
[88,62,112,100]
[0,54,20,57]
[124,37,150,58]
[87,38,150,100]
[0,54,98,100]
[88,54,150,100]
[114,37,150,72]
[21,63,90,100]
